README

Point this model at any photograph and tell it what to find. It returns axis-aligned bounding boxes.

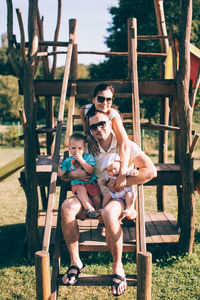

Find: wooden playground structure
[6,1,200,299]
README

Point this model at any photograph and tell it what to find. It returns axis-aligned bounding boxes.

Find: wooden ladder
[35,19,76,300]
[35,18,152,300]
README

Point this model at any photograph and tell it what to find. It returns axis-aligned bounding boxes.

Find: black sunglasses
[89,121,108,131]
[96,96,113,103]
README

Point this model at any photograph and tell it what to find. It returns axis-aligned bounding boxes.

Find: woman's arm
[80,105,90,135]
[112,114,131,189]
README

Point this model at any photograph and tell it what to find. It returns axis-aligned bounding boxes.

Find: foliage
[0,75,23,122]
[3,124,22,147]
[89,0,200,121]
[0,33,16,76]
[36,64,90,80]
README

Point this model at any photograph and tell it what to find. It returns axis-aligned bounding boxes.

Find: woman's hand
[115,174,127,191]
[87,135,100,156]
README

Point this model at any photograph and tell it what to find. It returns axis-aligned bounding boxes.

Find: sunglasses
[96,96,113,103]
[89,121,108,131]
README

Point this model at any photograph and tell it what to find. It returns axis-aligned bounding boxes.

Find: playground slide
[0,154,24,181]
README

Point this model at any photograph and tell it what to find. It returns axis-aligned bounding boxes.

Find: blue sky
[1,0,119,66]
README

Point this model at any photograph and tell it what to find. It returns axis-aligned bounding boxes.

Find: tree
[176,0,200,254]
[0,33,16,76]
[89,0,200,120]
[0,75,23,121]
[6,0,64,257]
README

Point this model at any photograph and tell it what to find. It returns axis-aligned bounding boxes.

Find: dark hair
[69,133,86,144]
[87,110,109,122]
[92,83,115,98]
[86,84,116,123]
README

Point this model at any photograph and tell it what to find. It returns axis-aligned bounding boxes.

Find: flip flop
[97,223,106,237]
[112,274,127,297]
[62,265,86,286]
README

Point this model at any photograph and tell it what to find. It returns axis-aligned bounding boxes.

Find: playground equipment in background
[0,154,24,181]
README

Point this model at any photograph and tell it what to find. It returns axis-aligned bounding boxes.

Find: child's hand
[107,178,117,193]
[73,153,83,162]
[129,169,138,176]
[100,179,106,186]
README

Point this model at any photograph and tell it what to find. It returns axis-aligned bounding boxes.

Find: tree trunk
[22,65,40,257]
[176,0,195,254]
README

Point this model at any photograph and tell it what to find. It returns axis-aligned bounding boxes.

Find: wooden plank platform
[20,154,197,186]
[38,210,180,252]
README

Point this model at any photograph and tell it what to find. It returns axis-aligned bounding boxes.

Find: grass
[0,147,200,299]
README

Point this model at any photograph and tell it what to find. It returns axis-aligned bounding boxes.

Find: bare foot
[62,263,85,285]
[112,264,127,296]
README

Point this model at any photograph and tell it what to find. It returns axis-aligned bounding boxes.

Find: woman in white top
[80,83,131,190]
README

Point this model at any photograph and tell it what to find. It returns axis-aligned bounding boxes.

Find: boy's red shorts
[72,180,101,198]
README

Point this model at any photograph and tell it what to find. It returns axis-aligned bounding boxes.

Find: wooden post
[51,19,78,300]
[35,251,51,300]
[42,19,75,253]
[137,251,152,300]
[128,18,146,256]
[64,19,78,153]
[154,0,170,212]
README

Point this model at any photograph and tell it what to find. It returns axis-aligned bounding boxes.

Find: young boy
[100,153,138,220]
[58,133,101,218]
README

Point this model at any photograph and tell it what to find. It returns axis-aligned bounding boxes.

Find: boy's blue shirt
[61,153,96,185]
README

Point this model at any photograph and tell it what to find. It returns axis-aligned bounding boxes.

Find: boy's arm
[57,165,67,178]
[74,153,94,174]
[59,167,92,182]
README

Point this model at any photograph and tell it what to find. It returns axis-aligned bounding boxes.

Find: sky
[0,0,119,66]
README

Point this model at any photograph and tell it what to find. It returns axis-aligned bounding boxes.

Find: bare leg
[125,191,136,209]
[75,185,95,211]
[92,195,102,210]
[123,192,137,220]
[101,200,127,296]
[102,192,112,208]
[61,196,84,285]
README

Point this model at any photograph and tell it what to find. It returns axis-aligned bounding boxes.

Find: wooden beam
[18,79,177,97]
[58,274,137,286]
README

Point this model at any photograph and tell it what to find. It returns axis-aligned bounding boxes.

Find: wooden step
[58,273,137,286]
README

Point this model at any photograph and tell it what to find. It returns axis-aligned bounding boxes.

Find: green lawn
[0,147,200,299]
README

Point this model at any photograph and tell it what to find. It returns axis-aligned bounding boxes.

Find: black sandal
[97,223,106,237]
[85,209,101,218]
[112,274,127,296]
[62,265,86,286]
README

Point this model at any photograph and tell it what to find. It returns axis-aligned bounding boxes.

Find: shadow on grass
[0,223,30,268]
[1,222,199,270]
[195,230,200,244]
